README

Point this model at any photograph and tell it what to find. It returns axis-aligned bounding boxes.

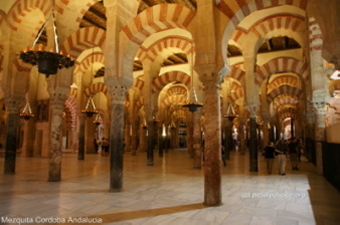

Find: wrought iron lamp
[19,102,35,120]
[19,0,75,77]
[224,104,238,121]
[81,96,98,118]
[93,113,103,125]
[182,51,203,112]
[141,119,148,129]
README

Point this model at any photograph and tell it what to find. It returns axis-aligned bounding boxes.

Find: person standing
[262,142,276,174]
[275,139,288,175]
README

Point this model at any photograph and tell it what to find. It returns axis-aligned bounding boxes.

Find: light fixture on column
[19,0,75,77]
[81,96,98,118]
[223,78,237,121]
[93,113,103,125]
[224,104,238,121]
[183,50,203,112]
[169,122,176,129]
[141,119,148,129]
[19,102,35,120]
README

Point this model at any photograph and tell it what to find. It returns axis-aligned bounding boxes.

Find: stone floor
[1,149,340,225]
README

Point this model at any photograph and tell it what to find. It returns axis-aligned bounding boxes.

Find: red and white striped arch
[256,57,309,85]
[267,86,303,103]
[268,75,301,93]
[133,76,145,91]
[272,94,299,109]
[61,27,106,59]
[227,66,245,81]
[152,71,190,92]
[232,15,305,43]
[74,52,105,74]
[228,82,244,103]
[122,4,196,46]
[166,86,187,98]
[6,0,51,31]
[84,82,108,97]
[217,0,308,27]
[64,97,77,127]
[169,104,185,114]
[137,36,193,63]
[162,95,187,107]
[279,106,297,120]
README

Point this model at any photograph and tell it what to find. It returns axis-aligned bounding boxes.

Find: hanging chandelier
[93,113,103,125]
[19,102,35,120]
[19,0,75,77]
[141,119,148,129]
[223,104,238,121]
[81,96,98,118]
[182,51,203,112]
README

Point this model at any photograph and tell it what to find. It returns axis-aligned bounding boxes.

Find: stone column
[238,118,246,154]
[224,119,233,160]
[193,108,203,169]
[3,97,23,174]
[139,125,147,152]
[107,84,127,192]
[147,118,155,166]
[247,104,259,172]
[78,114,86,160]
[313,92,326,174]
[48,89,68,182]
[124,122,131,152]
[187,114,194,158]
[131,120,139,156]
[201,75,222,206]
[262,118,270,146]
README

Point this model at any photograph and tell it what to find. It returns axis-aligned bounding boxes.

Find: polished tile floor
[1,149,340,225]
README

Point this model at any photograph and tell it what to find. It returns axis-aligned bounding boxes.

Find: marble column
[78,114,86,160]
[139,125,147,152]
[247,104,259,172]
[108,85,127,192]
[313,93,326,174]
[238,119,246,154]
[202,75,222,206]
[187,115,194,158]
[124,122,131,152]
[224,119,233,160]
[131,120,139,156]
[48,89,68,182]
[3,97,23,174]
[147,119,155,166]
[193,108,203,169]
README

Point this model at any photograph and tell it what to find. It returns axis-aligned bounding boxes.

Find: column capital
[199,72,223,91]
[5,96,24,114]
[108,85,128,104]
[246,103,259,118]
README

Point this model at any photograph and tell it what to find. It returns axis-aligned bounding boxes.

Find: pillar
[247,104,259,172]
[3,97,23,174]
[108,84,127,192]
[201,75,222,206]
[193,107,203,168]
[78,114,86,160]
[48,88,68,182]
[131,120,139,156]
